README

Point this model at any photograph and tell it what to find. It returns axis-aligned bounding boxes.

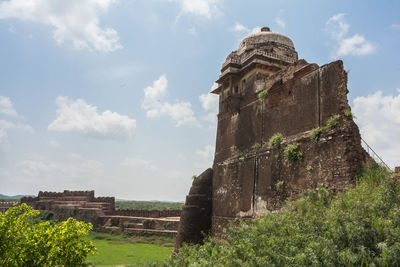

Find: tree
[0,204,96,266]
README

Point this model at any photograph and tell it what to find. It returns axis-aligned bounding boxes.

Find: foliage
[344,109,354,119]
[326,114,341,129]
[165,163,400,266]
[115,200,184,211]
[192,175,197,180]
[275,180,284,191]
[258,90,269,100]
[284,143,303,163]
[306,165,313,172]
[310,127,326,142]
[252,142,261,149]
[0,204,96,267]
[86,232,173,266]
[268,133,283,148]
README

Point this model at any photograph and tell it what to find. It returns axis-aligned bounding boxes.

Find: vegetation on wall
[159,162,400,267]
[258,90,269,100]
[327,114,341,129]
[310,127,326,142]
[268,133,284,148]
[284,143,303,163]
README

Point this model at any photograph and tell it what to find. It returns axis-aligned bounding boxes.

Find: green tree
[0,204,96,267]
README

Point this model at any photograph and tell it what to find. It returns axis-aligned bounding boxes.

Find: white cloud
[275,17,285,28]
[199,83,219,123]
[0,0,121,52]
[195,144,214,161]
[142,75,197,127]
[188,27,198,36]
[0,96,17,116]
[391,23,400,29]
[48,96,136,139]
[353,90,400,168]
[15,159,103,179]
[0,120,34,147]
[326,13,375,58]
[48,140,60,148]
[121,157,157,171]
[232,22,248,32]
[175,0,222,19]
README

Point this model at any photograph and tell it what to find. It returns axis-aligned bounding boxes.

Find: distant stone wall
[112,209,181,218]
[0,202,18,213]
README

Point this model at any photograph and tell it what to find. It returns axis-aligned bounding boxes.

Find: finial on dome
[261,26,270,32]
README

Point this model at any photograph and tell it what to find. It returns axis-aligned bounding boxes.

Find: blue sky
[0,0,399,201]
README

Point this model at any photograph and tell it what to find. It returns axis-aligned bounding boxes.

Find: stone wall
[0,202,18,213]
[175,168,213,251]
[175,60,368,249]
[112,209,181,218]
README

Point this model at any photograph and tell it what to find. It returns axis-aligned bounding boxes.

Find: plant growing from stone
[269,133,283,147]
[310,127,326,142]
[306,165,313,172]
[275,180,284,191]
[257,90,268,100]
[252,142,261,149]
[284,143,303,163]
[326,114,341,129]
[344,109,354,118]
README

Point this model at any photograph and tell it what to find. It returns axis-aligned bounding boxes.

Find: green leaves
[166,163,400,266]
[0,204,96,266]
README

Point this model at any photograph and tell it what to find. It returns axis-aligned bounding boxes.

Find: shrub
[310,127,326,142]
[344,109,354,118]
[0,204,96,266]
[257,90,268,100]
[268,133,283,147]
[284,143,303,163]
[275,180,284,191]
[306,165,313,172]
[326,114,341,129]
[166,163,400,267]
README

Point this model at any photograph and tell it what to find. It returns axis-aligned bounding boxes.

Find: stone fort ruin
[18,190,181,236]
[175,27,368,249]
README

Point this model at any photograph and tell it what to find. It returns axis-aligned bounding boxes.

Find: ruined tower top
[214,27,298,90]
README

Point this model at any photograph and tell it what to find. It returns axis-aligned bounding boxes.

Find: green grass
[86,232,174,266]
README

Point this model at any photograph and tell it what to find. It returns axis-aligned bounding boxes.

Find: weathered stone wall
[175,168,213,251]
[112,209,181,218]
[0,202,18,213]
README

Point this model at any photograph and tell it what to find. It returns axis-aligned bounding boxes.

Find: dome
[238,27,295,54]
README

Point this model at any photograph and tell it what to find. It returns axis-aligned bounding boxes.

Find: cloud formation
[199,83,219,123]
[142,75,197,126]
[353,90,400,168]
[0,0,121,52]
[326,13,375,57]
[0,96,17,116]
[175,0,222,19]
[48,96,136,139]
[121,157,157,171]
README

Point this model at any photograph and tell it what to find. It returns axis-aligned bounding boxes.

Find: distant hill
[0,194,34,201]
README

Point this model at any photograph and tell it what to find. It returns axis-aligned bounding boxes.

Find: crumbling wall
[112,209,181,218]
[175,168,213,251]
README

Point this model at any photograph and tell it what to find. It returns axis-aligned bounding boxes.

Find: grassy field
[86,232,174,266]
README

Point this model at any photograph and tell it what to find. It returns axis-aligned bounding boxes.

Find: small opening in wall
[234,85,239,94]
[242,79,246,91]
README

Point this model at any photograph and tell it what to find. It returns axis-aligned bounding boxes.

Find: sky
[0,0,399,201]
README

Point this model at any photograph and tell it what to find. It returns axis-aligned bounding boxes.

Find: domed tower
[176,26,367,250]
[212,27,298,115]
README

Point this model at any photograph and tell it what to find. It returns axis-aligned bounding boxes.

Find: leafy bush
[326,114,341,129]
[268,133,283,147]
[258,90,269,100]
[344,109,353,118]
[310,127,325,142]
[284,143,303,163]
[0,204,96,266]
[164,163,400,267]
[275,180,284,191]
